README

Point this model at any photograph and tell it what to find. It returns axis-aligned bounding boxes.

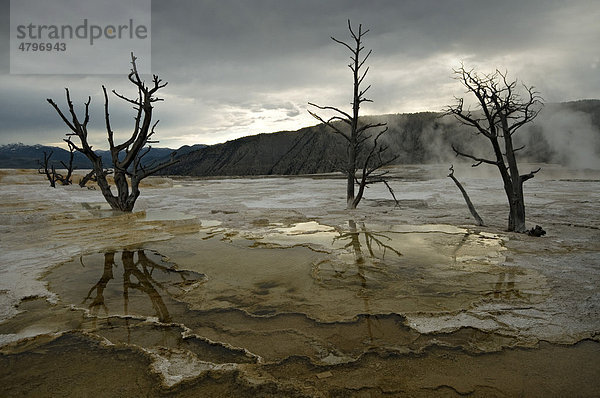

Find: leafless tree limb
[451,144,498,167]
[448,165,485,226]
[47,52,179,211]
[309,20,396,209]
[446,65,543,232]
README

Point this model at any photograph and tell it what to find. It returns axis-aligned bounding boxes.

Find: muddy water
[1,167,600,396]
[2,219,598,396]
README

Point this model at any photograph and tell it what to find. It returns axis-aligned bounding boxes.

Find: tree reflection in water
[83,250,201,323]
[334,220,402,267]
[451,233,530,302]
[332,220,403,342]
[84,251,115,318]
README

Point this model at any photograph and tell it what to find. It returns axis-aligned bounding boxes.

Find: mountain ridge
[3,100,599,173]
[162,100,600,175]
[0,143,207,170]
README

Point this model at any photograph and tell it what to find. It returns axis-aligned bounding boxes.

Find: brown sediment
[256,340,600,397]
[1,331,599,397]
[0,332,163,397]
[1,167,599,396]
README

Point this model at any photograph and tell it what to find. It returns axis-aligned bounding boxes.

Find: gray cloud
[1,0,599,148]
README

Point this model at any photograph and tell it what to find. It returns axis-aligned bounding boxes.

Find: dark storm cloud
[1,0,599,147]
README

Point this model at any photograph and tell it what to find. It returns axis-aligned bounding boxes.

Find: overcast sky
[1,0,599,149]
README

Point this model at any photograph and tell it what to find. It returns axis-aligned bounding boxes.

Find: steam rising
[426,101,600,171]
[526,105,600,169]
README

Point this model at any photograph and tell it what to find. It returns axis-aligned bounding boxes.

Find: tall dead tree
[47,53,178,212]
[309,20,396,209]
[446,66,542,232]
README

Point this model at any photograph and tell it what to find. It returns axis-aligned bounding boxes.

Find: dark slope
[165,123,348,176]
[4,100,599,174]
[163,101,600,176]
[163,112,456,176]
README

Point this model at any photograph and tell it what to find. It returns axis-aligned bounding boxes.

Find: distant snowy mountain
[0,143,201,169]
[0,143,87,169]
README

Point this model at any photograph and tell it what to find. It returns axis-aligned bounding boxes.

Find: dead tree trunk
[38,151,57,187]
[47,53,178,212]
[446,66,542,232]
[57,139,76,186]
[448,165,484,226]
[38,140,76,187]
[309,20,397,209]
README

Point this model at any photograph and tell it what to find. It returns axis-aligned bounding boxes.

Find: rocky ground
[0,164,599,397]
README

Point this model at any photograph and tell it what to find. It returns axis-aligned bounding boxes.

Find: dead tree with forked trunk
[47,53,178,212]
[38,150,58,188]
[59,139,76,185]
[445,66,542,232]
[309,20,397,209]
[38,139,76,187]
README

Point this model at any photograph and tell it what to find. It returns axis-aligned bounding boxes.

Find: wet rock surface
[1,165,599,396]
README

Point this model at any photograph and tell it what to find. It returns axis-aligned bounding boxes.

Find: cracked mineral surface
[0,165,599,396]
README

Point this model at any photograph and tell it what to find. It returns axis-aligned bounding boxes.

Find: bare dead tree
[38,141,76,187]
[47,53,178,212]
[38,151,57,187]
[59,139,76,185]
[445,66,542,232]
[448,165,485,226]
[309,20,397,209]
